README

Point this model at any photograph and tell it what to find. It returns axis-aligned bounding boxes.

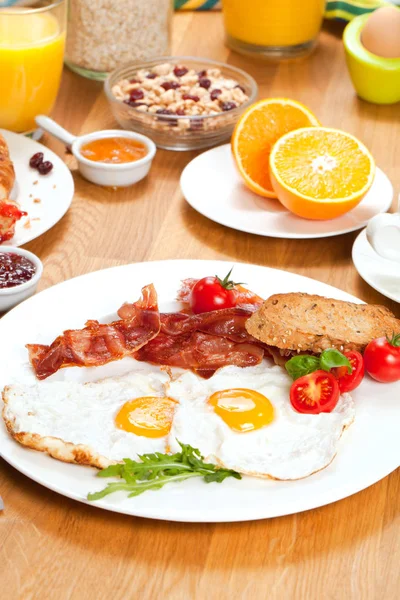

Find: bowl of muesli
[105,56,258,151]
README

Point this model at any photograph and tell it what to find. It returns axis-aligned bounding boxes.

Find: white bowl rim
[0,246,43,296]
[72,130,157,171]
[104,55,258,122]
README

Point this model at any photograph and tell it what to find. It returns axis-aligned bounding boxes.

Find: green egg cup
[343,13,400,105]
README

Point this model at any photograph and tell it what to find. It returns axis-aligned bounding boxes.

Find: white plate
[353,228,400,304]
[1,129,74,246]
[180,145,393,240]
[0,260,399,522]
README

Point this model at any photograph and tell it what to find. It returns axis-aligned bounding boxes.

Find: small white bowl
[35,116,156,187]
[0,246,43,313]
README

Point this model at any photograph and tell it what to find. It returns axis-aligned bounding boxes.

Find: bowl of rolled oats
[105,56,258,151]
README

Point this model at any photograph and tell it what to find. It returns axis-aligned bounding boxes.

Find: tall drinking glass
[222,0,326,59]
[0,0,66,134]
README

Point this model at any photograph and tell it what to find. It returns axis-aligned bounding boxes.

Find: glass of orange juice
[0,0,66,134]
[222,0,326,59]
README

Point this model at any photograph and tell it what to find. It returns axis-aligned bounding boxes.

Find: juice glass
[0,0,66,134]
[222,0,326,59]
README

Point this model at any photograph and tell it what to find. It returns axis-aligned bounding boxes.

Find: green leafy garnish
[215,267,244,290]
[319,349,352,373]
[285,355,320,380]
[87,441,241,502]
[285,348,351,381]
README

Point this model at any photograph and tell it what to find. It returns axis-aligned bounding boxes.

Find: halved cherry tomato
[190,268,240,314]
[332,350,364,392]
[363,334,400,383]
[290,370,340,414]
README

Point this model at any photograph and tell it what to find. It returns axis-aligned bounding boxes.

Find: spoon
[35,115,156,187]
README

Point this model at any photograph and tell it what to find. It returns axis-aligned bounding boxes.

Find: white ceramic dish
[35,116,156,187]
[180,144,394,240]
[0,129,74,247]
[0,259,399,523]
[352,228,400,304]
[0,246,43,312]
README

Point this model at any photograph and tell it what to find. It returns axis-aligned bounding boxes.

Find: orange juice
[222,0,325,57]
[0,7,66,133]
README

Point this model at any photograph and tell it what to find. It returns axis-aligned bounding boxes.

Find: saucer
[352,228,400,304]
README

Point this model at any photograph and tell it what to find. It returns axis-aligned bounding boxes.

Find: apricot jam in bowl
[0,246,43,313]
[73,130,156,187]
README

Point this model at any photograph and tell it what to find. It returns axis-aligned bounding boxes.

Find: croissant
[0,134,16,200]
[0,134,24,244]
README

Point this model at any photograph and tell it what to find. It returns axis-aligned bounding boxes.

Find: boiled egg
[361,7,400,59]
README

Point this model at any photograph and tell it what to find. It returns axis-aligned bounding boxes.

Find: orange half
[269,127,376,220]
[231,98,320,198]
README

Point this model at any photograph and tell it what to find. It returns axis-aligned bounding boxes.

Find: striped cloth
[175,1,393,20]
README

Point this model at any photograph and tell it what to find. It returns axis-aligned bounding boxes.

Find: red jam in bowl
[0,252,36,289]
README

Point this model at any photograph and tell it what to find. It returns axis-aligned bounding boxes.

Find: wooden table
[1,12,399,600]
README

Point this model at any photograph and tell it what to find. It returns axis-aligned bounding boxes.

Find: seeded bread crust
[245,293,400,354]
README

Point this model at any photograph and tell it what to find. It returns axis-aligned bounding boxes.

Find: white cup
[366,213,400,263]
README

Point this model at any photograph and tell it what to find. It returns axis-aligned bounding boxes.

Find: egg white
[3,366,172,466]
[167,363,355,480]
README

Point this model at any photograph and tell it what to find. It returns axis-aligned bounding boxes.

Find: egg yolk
[208,388,274,432]
[115,396,177,438]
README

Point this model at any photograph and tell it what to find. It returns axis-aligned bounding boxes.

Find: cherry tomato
[190,268,240,314]
[290,370,340,414]
[332,350,364,392]
[363,335,400,383]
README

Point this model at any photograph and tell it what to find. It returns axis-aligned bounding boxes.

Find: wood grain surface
[1,12,399,600]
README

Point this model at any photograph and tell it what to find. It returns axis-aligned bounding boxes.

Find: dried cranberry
[173,66,188,77]
[129,89,144,101]
[190,120,203,131]
[176,108,186,116]
[156,109,174,115]
[198,70,207,78]
[29,152,44,169]
[146,73,157,79]
[210,89,222,101]
[37,160,53,175]
[129,78,140,84]
[182,94,200,102]
[235,84,246,93]
[198,78,211,90]
[161,81,180,91]
[220,101,237,112]
[124,100,146,107]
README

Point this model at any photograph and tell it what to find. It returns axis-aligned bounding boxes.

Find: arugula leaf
[285,355,320,380]
[87,441,241,502]
[320,349,352,374]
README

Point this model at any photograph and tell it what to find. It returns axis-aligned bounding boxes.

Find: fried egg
[167,363,355,480]
[2,366,173,468]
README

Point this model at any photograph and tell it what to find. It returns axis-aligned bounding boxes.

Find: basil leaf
[320,349,352,373]
[285,355,320,380]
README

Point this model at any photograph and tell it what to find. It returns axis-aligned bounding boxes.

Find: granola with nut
[111,62,249,125]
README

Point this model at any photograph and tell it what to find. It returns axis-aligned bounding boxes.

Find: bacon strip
[176,278,264,312]
[160,308,257,343]
[27,284,160,380]
[136,331,264,373]
[135,308,267,375]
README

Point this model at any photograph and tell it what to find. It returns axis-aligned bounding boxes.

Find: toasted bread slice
[245,293,400,354]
